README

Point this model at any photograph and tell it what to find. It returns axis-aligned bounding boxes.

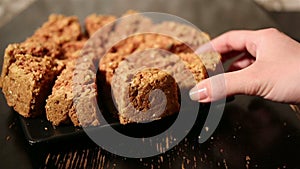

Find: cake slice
[45,39,98,127]
[0,12,222,127]
[151,21,211,51]
[99,21,221,124]
[45,13,118,126]
[25,14,82,46]
[0,14,83,119]
[0,41,64,117]
[85,14,116,37]
[0,42,62,87]
[111,49,207,124]
[1,53,63,117]
[99,33,187,84]
[45,62,78,126]
[118,68,180,124]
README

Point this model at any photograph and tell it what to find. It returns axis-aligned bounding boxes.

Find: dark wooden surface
[2,95,300,169]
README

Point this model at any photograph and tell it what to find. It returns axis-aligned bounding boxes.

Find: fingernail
[189,87,208,101]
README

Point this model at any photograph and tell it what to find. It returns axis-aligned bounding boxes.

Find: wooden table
[2,95,300,168]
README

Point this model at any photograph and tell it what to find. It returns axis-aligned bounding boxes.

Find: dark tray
[18,105,208,146]
[19,115,85,145]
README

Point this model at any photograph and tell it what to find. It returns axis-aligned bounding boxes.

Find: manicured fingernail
[189,87,208,101]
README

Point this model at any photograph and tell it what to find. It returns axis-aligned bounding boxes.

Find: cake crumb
[246,155,251,169]
[6,135,11,141]
[8,122,15,129]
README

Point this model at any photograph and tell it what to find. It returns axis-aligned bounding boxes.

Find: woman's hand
[190,28,300,104]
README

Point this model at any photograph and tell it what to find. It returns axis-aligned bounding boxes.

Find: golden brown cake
[1,53,63,117]
[85,14,116,36]
[45,62,78,126]
[45,14,119,127]
[0,14,83,120]
[100,32,212,124]
[0,12,222,127]
[25,14,82,46]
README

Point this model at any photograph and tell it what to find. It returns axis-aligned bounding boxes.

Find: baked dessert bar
[0,14,82,118]
[100,32,210,124]
[0,12,222,127]
[85,14,116,37]
[1,51,63,117]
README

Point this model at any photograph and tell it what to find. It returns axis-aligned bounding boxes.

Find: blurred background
[0,0,35,27]
[255,0,300,39]
[255,0,300,11]
[0,0,300,39]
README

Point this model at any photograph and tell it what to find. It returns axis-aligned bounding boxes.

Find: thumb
[189,69,258,102]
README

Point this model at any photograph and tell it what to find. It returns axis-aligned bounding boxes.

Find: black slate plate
[18,88,234,146]
[19,115,85,145]
[18,106,205,146]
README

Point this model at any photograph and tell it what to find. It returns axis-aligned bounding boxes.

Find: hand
[189,28,300,104]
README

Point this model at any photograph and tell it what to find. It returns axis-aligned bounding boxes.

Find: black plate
[18,104,207,146]
[19,115,84,145]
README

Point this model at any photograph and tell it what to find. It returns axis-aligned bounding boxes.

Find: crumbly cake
[99,33,187,84]
[1,53,63,117]
[0,14,83,120]
[0,42,62,87]
[112,10,152,37]
[0,12,222,127]
[100,20,220,124]
[45,62,78,126]
[85,14,116,36]
[122,68,180,124]
[61,40,87,60]
[45,13,117,126]
[110,48,207,124]
[198,51,222,72]
[151,21,211,50]
[25,14,82,46]
[178,53,210,82]
[45,39,101,127]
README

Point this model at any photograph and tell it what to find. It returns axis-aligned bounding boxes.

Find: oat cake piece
[119,68,180,124]
[46,13,118,126]
[45,62,78,126]
[1,53,63,117]
[111,49,207,124]
[25,14,82,46]
[99,20,221,124]
[0,12,221,127]
[85,14,116,37]
[44,13,118,126]
[99,33,187,84]
[0,42,62,87]
[45,38,100,127]
[0,14,83,120]
[151,21,211,50]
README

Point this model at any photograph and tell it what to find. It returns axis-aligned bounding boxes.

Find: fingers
[220,51,245,63]
[211,30,259,58]
[189,68,259,102]
[228,53,255,72]
[190,28,285,103]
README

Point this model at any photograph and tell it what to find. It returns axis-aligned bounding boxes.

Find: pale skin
[189,28,300,104]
